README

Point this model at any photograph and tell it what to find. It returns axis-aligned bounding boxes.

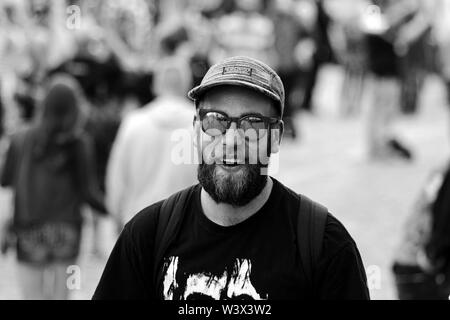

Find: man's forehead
[198,85,276,116]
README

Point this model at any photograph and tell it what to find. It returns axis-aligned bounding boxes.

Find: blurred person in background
[300,0,335,113]
[269,0,317,139]
[0,0,33,133]
[49,2,124,257]
[361,0,420,161]
[422,161,450,299]
[106,57,197,231]
[155,13,211,89]
[155,21,194,73]
[52,1,123,111]
[0,75,107,299]
[177,0,215,87]
[392,143,450,299]
[51,3,124,192]
[391,162,450,299]
[19,0,77,121]
[429,0,450,112]
[390,1,450,299]
[208,0,277,67]
[394,0,432,116]
[326,0,369,117]
[391,0,450,300]
[100,0,156,107]
[27,0,76,72]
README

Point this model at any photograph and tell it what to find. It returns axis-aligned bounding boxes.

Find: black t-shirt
[93,179,369,300]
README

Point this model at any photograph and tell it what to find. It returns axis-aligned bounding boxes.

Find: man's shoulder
[323,213,356,247]
[124,185,200,238]
[124,200,164,238]
[318,214,369,299]
[273,178,327,212]
[321,213,361,265]
[273,178,356,251]
[272,178,302,201]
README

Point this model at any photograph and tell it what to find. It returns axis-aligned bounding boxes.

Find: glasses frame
[197,109,281,140]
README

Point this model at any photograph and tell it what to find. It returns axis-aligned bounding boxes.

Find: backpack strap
[297,194,328,295]
[152,186,196,291]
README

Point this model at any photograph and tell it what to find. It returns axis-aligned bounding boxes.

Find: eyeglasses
[198,109,281,141]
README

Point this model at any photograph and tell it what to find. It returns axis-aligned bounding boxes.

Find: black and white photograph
[1,0,450,307]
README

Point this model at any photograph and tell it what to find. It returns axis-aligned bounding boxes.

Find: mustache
[209,147,259,165]
[208,158,268,166]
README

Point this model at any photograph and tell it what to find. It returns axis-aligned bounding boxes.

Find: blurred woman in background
[0,75,107,300]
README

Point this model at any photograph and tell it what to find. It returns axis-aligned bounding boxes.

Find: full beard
[198,163,268,207]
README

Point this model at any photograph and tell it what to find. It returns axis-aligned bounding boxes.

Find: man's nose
[223,122,243,147]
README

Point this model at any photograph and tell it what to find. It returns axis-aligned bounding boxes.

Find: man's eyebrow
[239,112,265,118]
[200,110,267,118]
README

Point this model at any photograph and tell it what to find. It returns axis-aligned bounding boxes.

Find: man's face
[194,85,283,207]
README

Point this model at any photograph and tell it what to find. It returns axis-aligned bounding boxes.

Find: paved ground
[1,67,449,300]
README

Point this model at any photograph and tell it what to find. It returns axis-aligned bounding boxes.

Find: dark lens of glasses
[240,116,267,139]
[201,112,228,136]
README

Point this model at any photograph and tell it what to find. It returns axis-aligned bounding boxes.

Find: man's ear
[270,120,284,154]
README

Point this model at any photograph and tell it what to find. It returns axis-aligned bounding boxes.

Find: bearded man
[93,56,369,300]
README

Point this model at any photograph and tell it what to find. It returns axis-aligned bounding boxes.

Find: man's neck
[200,177,273,227]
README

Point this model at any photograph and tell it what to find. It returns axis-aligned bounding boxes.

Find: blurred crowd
[1,0,450,300]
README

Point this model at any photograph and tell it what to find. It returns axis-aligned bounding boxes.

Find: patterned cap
[188,56,285,117]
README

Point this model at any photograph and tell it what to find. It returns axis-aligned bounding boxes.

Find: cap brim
[188,80,281,106]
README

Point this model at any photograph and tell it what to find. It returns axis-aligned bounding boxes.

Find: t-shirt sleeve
[92,205,159,299]
[315,214,370,300]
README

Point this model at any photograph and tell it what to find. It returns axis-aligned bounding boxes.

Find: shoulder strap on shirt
[152,186,196,290]
[297,194,328,294]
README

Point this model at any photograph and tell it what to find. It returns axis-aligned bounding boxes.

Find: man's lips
[216,159,245,171]
[221,159,245,166]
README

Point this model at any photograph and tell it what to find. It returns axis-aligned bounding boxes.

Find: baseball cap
[188,56,285,118]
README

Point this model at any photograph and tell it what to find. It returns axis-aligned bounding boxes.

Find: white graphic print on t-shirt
[162,256,268,300]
